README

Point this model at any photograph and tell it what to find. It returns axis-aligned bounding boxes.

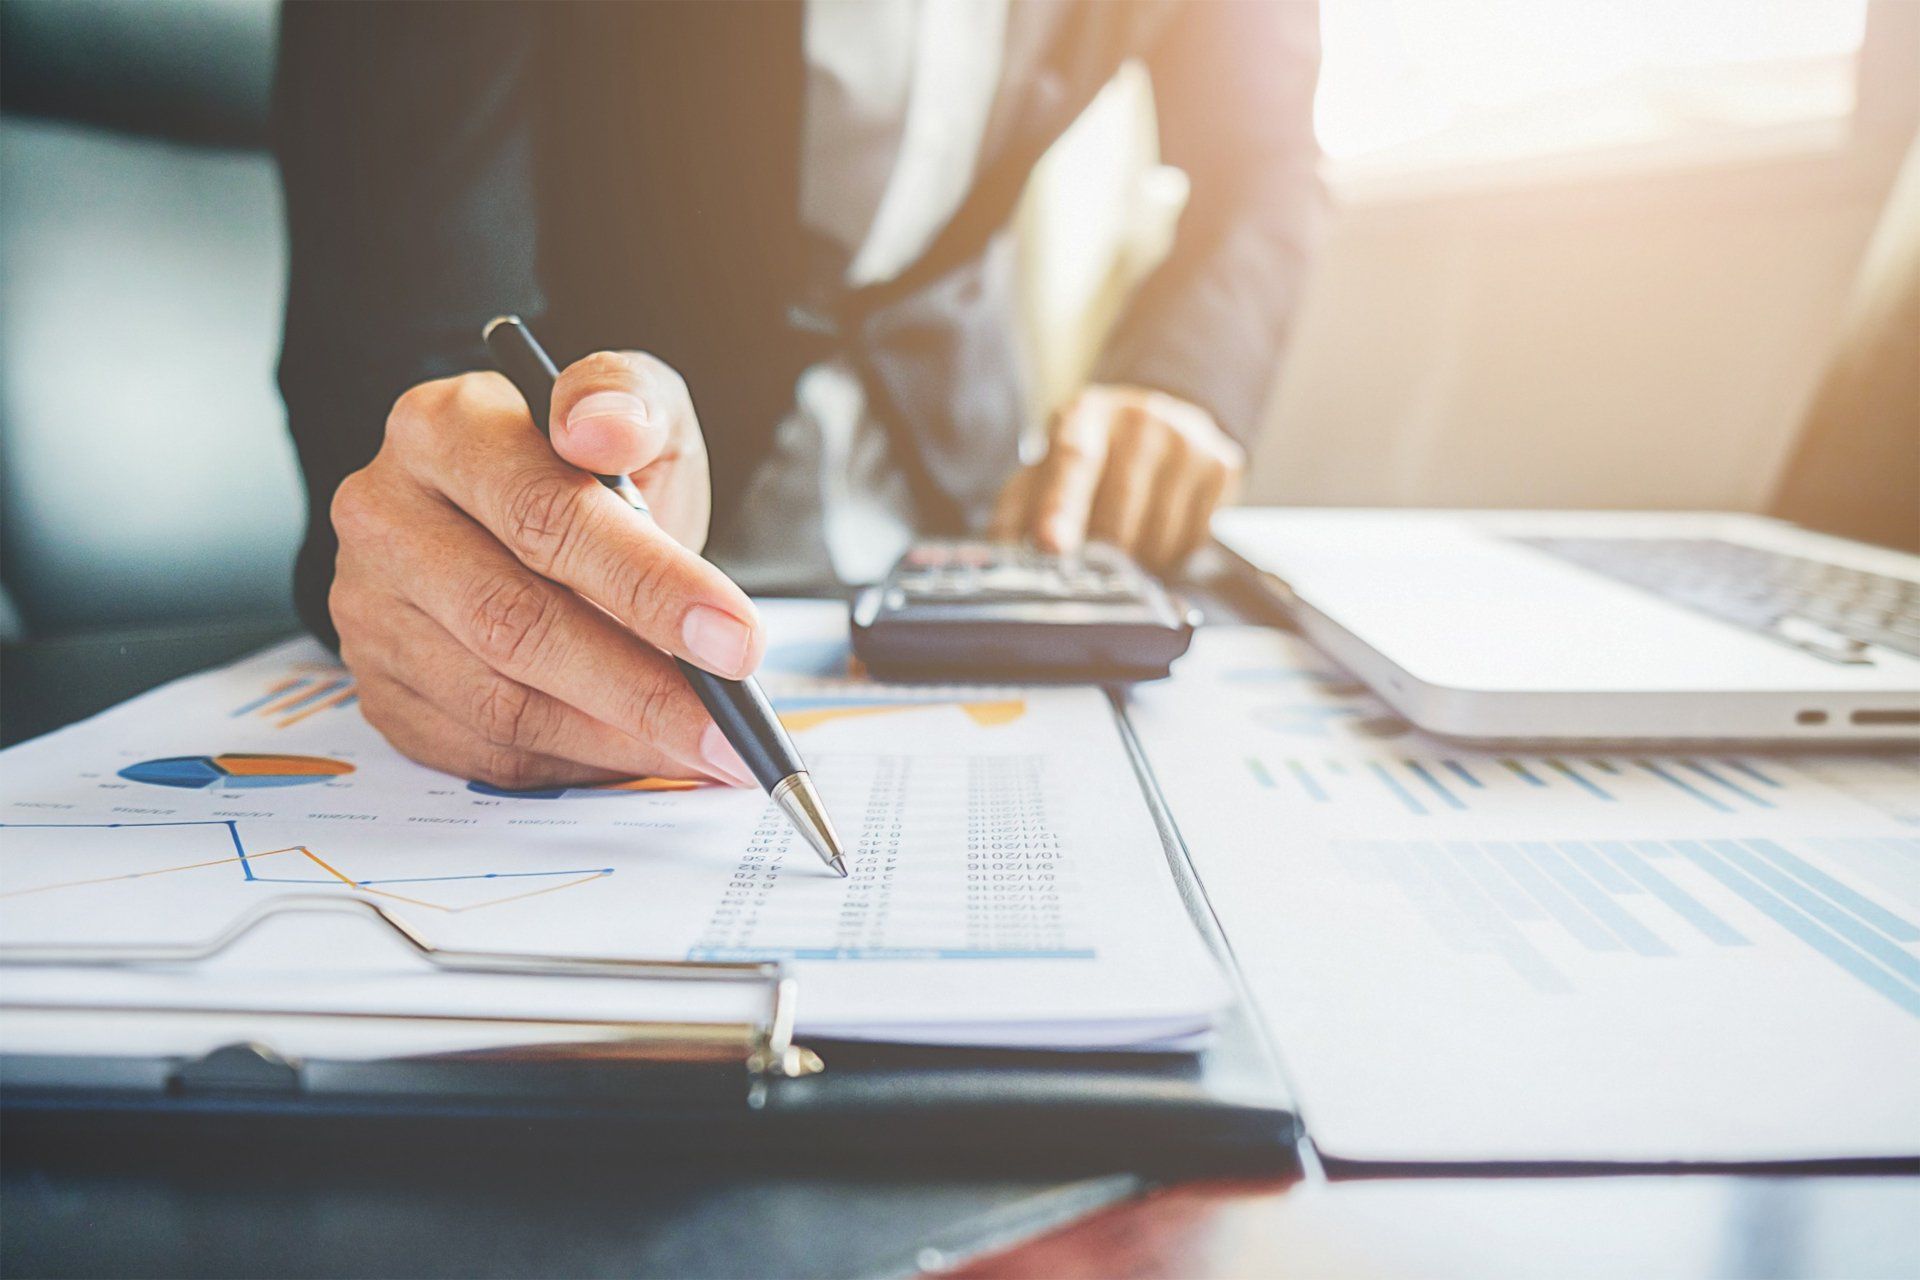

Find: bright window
[1314,0,1871,172]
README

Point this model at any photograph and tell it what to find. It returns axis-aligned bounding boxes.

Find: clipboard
[0,701,1299,1176]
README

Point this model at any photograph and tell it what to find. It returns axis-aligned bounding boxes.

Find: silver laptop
[1213,508,1920,745]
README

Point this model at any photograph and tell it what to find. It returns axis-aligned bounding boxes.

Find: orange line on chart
[2,841,609,915]
[0,846,304,900]
[278,685,359,729]
[280,845,612,913]
[250,676,306,708]
[257,684,326,717]
[281,842,362,891]
[243,844,610,917]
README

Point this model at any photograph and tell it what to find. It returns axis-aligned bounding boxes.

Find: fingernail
[701,722,756,787]
[566,391,649,434]
[682,605,754,677]
[1044,516,1080,552]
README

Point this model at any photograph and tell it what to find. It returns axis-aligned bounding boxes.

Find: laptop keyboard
[1514,536,1920,665]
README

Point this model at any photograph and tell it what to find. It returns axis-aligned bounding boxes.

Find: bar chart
[230,668,358,730]
[1245,751,1793,816]
[1343,835,1920,1014]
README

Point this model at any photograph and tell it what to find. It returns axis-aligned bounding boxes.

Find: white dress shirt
[711,0,1009,589]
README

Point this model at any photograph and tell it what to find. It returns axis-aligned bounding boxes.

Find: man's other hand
[989,384,1245,573]
[328,352,763,792]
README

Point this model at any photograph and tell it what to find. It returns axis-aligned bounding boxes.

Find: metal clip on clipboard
[0,895,824,1097]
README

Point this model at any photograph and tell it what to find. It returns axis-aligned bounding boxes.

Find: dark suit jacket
[274,0,1321,639]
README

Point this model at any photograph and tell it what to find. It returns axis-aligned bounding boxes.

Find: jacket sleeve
[272,0,545,646]
[1091,0,1323,446]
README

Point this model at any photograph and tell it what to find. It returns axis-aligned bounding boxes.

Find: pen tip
[772,771,850,878]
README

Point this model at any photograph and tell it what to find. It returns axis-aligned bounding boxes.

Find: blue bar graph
[1721,758,1784,789]
[1742,838,1920,943]
[1672,840,1920,1018]
[1367,761,1428,816]
[1683,761,1776,809]
[1484,842,1623,952]
[1519,841,1673,957]
[1251,751,1810,816]
[1413,843,1570,993]
[1704,841,1920,984]
[1548,759,1615,801]
[1555,840,1636,894]
[1445,841,1545,921]
[1286,759,1328,801]
[1502,759,1548,787]
[1595,842,1749,946]
[1404,761,1466,811]
[1333,836,1918,1016]
[1636,760,1735,813]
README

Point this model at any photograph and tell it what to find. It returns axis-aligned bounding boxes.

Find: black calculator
[850,540,1196,681]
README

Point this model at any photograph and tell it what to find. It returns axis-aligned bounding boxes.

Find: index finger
[392,378,764,678]
[1028,400,1111,554]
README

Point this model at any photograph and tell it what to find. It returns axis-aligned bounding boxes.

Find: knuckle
[467,571,560,671]
[616,671,683,742]
[569,349,639,390]
[632,351,688,401]
[1048,437,1102,470]
[327,579,367,638]
[357,696,402,745]
[386,379,451,447]
[329,470,379,542]
[500,470,594,570]
[353,683,406,744]
[470,675,537,748]
[473,746,541,792]
[610,547,676,631]
[447,371,503,417]
[1117,405,1161,446]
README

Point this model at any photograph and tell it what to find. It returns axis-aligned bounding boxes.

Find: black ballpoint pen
[482,315,848,877]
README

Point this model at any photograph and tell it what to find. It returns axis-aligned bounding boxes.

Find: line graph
[0,820,612,914]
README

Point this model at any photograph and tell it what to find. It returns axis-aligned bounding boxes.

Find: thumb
[549,351,674,475]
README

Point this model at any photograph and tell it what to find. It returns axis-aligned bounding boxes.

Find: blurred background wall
[1023,0,1920,514]
[1,0,1915,640]
[0,0,300,638]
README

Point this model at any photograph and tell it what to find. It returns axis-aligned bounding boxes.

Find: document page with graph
[0,601,1225,1055]
[1129,626,1920,1163]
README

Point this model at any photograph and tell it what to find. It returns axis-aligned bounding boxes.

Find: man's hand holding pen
[328,351,764,793]
[329,350,1239,804]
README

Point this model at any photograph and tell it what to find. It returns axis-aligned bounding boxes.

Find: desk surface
[4,602,1915,1279]
[950,1175,1920,1279]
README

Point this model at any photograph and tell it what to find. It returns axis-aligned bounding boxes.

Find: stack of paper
[1128,626,1920,1163]
[0,601,1225,1058]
